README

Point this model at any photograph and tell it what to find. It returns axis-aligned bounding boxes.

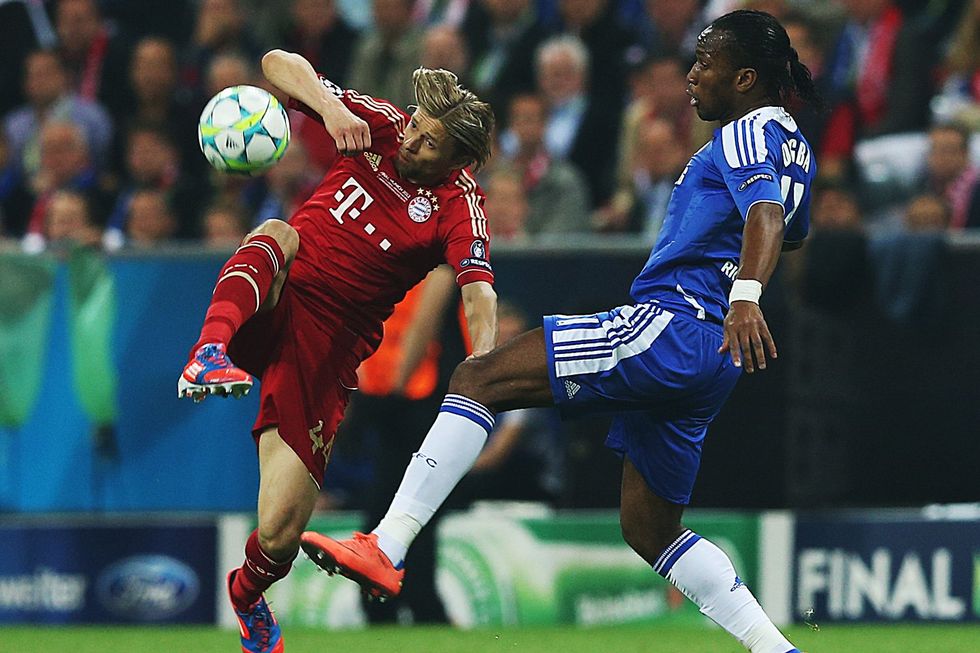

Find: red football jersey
[285,80,494,349]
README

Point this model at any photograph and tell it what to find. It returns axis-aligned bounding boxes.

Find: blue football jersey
[630,106,815,324]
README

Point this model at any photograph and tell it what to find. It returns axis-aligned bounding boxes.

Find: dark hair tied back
[709,10,823,111]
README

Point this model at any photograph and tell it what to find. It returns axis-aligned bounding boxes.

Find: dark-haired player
[177,49,497,653]
[304,11,818,653]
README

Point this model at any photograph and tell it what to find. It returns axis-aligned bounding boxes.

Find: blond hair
[412,67,494,170]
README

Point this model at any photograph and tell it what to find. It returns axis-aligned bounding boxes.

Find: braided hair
[707,10,823,110]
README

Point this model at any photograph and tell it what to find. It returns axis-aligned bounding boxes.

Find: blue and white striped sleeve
[714,117,785,220]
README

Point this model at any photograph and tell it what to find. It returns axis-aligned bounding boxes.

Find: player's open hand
[719,301,777,373]
[323,107,371,156]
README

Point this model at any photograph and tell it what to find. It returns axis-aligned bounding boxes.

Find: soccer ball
[198,85,290,174]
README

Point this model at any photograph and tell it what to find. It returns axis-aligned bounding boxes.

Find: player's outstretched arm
[261,49,371,154]
[461,281,498,358]
[392,266,457,394]
[719,201,785,374]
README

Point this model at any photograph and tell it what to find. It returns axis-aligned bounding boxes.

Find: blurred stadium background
[1,0,979,650]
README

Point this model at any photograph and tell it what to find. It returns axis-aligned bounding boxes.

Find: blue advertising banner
[794,513,980,623]
[0,520,217,624]
[0,251,261,512]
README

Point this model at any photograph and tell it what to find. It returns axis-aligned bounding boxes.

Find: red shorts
[228,283,373,486]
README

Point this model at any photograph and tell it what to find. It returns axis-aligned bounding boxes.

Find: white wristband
[729,279,763,304]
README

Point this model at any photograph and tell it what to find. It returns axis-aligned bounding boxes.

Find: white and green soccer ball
[198,85,290,174]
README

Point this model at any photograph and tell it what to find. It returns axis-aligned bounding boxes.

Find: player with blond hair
[178,49,496,653]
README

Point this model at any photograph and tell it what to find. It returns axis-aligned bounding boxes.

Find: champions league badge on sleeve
[461,239,492,271]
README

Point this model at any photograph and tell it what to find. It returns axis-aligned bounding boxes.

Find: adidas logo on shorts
[564,380,581,399]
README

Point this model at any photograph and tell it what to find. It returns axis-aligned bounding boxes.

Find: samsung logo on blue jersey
[96,555,200,620]
[737,173,773,191]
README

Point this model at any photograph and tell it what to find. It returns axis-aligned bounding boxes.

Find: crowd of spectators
[0,0,978,255]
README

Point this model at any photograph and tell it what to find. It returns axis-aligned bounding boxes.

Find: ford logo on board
[96,555,200,620]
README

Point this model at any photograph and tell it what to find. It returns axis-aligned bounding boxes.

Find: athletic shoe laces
[199,344,230,367]
[248,600,274,650]
[349,532,398,571]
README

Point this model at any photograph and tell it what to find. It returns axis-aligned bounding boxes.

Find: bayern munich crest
[408,194,434,222]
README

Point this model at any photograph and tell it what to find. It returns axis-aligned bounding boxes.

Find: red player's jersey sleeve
[287,76,407,146]
[439,169,494,288]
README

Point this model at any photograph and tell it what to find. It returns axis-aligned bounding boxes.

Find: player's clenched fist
[323,108,372,155]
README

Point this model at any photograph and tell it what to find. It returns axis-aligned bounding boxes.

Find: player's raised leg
[300,328,553,598]
[178,219,298,401]
[228,427,319,653]
[620,459,799,653]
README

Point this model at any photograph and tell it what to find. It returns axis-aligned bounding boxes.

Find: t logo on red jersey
[329,177,374,224]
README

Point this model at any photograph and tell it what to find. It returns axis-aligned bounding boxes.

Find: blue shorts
[543,303,741,504]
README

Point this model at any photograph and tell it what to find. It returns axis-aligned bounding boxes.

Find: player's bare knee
[250,219,299,262]
[620,530,661,566]
[447,357,493,406]
[257,506,308,559]
[257,526,301,562]
[619,514,648,559]
[621,513,680,564]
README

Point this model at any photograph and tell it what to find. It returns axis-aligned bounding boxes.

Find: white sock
[657,530,795,653]
[373,394,493,566]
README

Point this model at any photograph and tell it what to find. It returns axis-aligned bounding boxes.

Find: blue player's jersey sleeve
[714,119,784,218]
[629,106,815,325]
[712,110,814,246]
